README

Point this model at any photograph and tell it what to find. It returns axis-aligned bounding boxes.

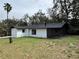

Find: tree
[4,3,12,21]
[29,10,49,24]
[0,22,7,36]
[70,0,79,27]
[71,0,79,19]
[4,3,12,43]
[48,0,72,22]
[22,14,29,25]
[17,19,27,26]
[0,18,28,37]
[48,8,64,23]
[48,0,79,25]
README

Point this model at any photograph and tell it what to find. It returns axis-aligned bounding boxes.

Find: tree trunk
[7,12,12,43]
[9,27,12,43]
[7,12,8,36]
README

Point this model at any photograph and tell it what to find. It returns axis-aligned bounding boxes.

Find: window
[32,29,36,35]
[22,29,25,33]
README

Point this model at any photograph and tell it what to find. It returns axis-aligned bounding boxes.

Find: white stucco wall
[16,29,23,37]
[11,28,26,37]
[11,28,17,37]
[25,29,29,36]
[29,29,47,38]
[11,28,47,38]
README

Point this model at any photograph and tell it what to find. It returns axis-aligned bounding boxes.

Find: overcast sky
[0,0,53,20]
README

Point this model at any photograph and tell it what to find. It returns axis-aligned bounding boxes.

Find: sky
[0,0,53,20]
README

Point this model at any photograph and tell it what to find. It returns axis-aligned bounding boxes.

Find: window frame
[22,29,25,33]
[32,29,36,35]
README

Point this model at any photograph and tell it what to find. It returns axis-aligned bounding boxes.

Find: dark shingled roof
[15,22,66,29]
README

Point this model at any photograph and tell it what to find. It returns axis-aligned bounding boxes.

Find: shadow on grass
[47,34,79,40]
[13,35,79,40]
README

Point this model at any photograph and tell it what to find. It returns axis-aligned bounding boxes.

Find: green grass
[0,35,79,59]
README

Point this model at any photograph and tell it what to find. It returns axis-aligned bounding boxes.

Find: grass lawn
[0,35,79,59]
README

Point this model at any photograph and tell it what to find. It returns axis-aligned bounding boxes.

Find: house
[11,22,68,38]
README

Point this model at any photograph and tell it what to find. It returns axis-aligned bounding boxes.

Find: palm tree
[4,3,12,21]
[4,3,12,43]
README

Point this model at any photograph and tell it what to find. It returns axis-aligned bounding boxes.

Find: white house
[11,23,68,38]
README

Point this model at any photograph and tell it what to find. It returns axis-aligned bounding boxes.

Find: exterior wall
[16,29,24,37]
[29,29,47,38]
[24,29,29,36]
[11,28,17,37]
[11,28,26,37]
[11,28,47,38]
[16,29,29,37]
[47,28,67,38]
